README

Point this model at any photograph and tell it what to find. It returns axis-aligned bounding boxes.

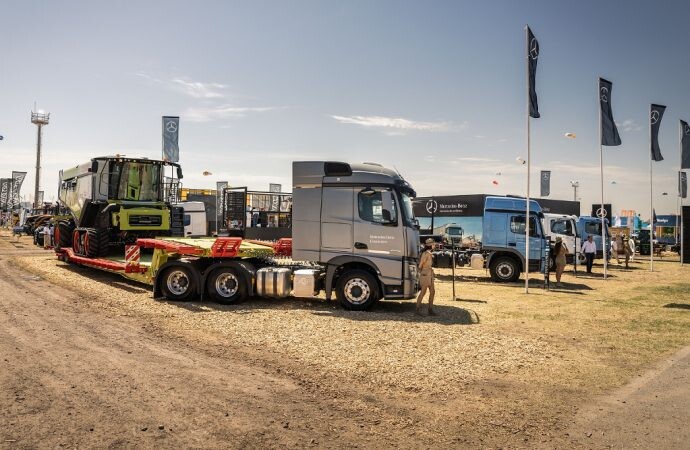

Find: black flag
[162,116,180,162]
[681,120,690,169]
[599,78,621,146]
[650,104,666,162]
[680,171,688,198]
[527,26,540,118]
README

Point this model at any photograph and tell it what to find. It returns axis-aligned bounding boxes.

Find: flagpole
[524,25,530,294]
[650,113,654,272]
[599,79,607,280]
[680,122,684,266]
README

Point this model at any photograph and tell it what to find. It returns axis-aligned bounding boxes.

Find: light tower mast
[30,109,50,208]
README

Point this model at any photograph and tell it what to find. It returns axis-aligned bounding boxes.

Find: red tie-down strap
[245,238,292,257]
[136,238,206,256]
[210,237,243,258]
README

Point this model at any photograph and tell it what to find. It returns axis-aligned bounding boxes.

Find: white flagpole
[650,109,654,272]
[525,25,531,294]
[599,80,607,280]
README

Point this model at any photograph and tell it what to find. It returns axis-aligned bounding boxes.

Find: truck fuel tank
[256,267,292,298]
[293,269,321,297]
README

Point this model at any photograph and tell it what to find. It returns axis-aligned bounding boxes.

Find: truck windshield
[399,192,415,227]
[108,161,162,201]
[447,227,462,236]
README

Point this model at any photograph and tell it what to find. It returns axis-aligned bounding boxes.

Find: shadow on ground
[54,261,478,325]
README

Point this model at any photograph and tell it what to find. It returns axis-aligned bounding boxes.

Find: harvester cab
[56,156,183,257]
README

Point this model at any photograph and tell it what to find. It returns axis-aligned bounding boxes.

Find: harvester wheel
[72,229,83,255]
[84,229,100,258]
[55,221,73,251]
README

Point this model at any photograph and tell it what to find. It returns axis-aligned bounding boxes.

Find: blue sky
[1,0,688,217]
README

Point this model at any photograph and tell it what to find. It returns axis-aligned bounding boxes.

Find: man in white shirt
[581,235,597,273]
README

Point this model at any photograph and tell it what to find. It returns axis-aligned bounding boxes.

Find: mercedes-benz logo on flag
[600,86,609,103]
[425,199,438,214]
[685,124,690,135]
[166,120,178,133]
[542,173,549,180]
[650,110,660,125]
[529,38,539,60]
[596,207,608,218]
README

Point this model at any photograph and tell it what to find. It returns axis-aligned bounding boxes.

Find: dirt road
[0,252,433,449]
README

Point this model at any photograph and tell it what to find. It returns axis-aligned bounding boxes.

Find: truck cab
[542,213,579,263]
[481,196,547,282]
[292,161,419,309]
[434,223,464,247]
[577,216,610,259]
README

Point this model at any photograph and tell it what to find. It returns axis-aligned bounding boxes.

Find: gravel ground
[13,250,555,395]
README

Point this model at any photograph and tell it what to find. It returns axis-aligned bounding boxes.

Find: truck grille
[129,215,163,226]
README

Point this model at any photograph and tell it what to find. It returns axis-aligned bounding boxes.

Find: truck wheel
[206,267,246,304]
[160,266,196,301]
[489,256,520,283]
[336,270,379,311]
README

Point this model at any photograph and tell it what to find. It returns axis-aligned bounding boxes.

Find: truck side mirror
[176,166,183,179]
[90,161,99,172]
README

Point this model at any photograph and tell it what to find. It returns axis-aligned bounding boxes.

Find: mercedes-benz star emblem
[425,200,438,214]
[166,121,178,133]
[596,208,608,218]
[650,110,659,125]
[600,86,609,103]
[542,173,549,180]
[529,38,539,60]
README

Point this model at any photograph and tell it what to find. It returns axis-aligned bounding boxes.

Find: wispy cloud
[455,156,500,162]
[170,77,227,99]
[331,114,461,134]
[183,105,276,122]
[616,119,642,132]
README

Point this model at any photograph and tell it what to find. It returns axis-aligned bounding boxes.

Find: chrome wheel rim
[497,262,514,279]
[344,278,370,305]
[214,272,239,298]
[166,270,190,296]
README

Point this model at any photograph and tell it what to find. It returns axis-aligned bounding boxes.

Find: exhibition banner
[650,104,666,162]
[681,120,690,169]
[216,181,228,227]
[162,116,180,162]
[540,170,550,197]
[680,171,688,198]
[10,171,27,209]
[591,203,612,221]
[527,26,540,119]
[0,178,10,210]
[599,78,621,146]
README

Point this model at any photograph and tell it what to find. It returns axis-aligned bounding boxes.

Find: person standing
[553,237,568,287]
[416,238,436,316]
[581,235,597,274]
[622,235,633,268]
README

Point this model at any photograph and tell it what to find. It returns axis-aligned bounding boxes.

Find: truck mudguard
[323,255,383,300]
[483,246,525,270]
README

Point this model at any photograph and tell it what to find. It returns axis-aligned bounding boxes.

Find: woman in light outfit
[416,238,436,316]
[553,236,568,287]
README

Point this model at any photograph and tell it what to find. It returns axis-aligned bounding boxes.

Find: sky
[1,0,689,218]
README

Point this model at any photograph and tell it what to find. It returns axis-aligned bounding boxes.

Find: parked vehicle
[466,196,548,282]
[55,156,183,256]
[173,201,207,237]
[577,216,611,259]
[56,161,420,311]
[542,213,579,265]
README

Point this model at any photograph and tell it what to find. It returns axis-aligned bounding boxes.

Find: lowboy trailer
[55,161,421,310]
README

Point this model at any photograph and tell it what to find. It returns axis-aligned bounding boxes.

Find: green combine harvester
[56,156,183,256]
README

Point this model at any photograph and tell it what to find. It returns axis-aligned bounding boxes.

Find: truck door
[320,186,354,260]
[352,187,406,287]
[509,214,544,271]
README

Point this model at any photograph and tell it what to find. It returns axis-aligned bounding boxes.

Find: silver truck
[292,161,420,309]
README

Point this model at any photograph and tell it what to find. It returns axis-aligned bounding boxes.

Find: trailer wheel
[489,256,520,283]
[336,269,379,311]
[206,267,246,304]
[160,266,196,301]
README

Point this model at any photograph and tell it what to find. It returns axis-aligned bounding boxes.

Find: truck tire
[160,266,197,301]
[489,256,520,283]
[336,269,379,311]
[206,267,246,304]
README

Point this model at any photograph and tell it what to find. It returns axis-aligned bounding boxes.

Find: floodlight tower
[31,109,50,208]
